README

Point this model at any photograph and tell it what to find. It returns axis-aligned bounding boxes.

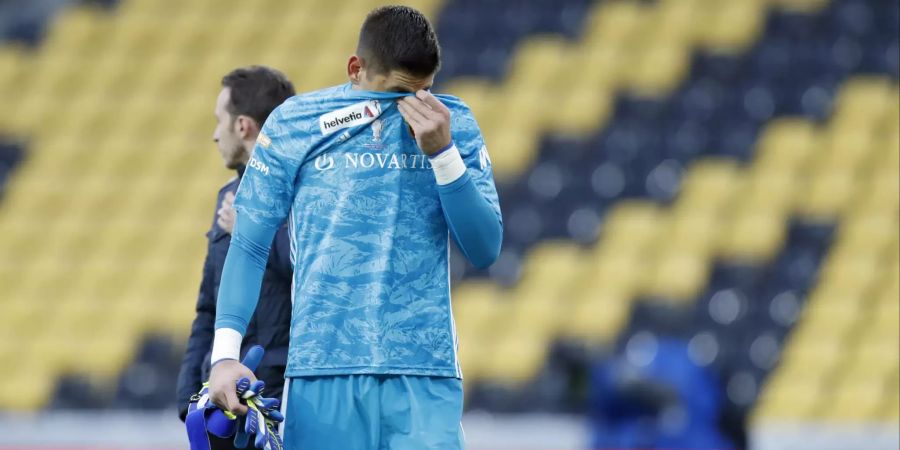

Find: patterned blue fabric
[228,83,500,378]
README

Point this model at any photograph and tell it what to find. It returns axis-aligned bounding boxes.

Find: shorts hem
[285,366,461,379]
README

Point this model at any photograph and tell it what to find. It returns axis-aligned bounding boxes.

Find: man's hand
[208,359,256,416]
[397,90,452,156]
[217,192,236,234]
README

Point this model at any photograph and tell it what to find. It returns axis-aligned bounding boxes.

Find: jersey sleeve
[431,102,503,269]
[212,102,306,360]
[233,105,302,230]
[452,104,501,222]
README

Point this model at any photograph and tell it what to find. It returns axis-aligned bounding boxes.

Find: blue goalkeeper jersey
[232,83,500,378]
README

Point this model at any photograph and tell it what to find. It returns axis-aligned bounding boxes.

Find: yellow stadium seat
[628,40,689,95]
[754,372,825,420]
[589,250,646,299]
[719,202,787,262]
[818,252,883,297]
[797,166,857,219]
[696,0,765,52]
[599,202,664,253]
[742,165,798,214]
[549,82,615,135]
[480,330,549,384]
[676,159,742,212]
[642,244,709,301]
[822,373,888,421]
[509,292,565,339]
[822,123,875,170]
[651,0,699,45]
[799,297,861,337]
[666,208,720,257]
[754,119,818,172]
[833,78,895,126]
[835,211,899,256]
[780,332,846,375]
[564,288,631,344]
[584,2,645,47]
[0,361,54,410]
[853,337,900,378]
[518,242,588,292]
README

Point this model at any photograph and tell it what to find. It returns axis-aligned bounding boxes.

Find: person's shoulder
[434,93,472,114]
[435,93,481,140]
[278,84,350,112]
[214,176,238,205]
[219,175,241,194]
[436,93,479,126]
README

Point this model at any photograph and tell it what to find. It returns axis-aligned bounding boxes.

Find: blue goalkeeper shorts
[282,374,464,450]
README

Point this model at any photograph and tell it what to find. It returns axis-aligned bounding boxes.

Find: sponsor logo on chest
[313,152,433,171]
[319,100,381,135]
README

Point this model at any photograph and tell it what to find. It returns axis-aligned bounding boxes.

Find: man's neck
[236,144,252,178]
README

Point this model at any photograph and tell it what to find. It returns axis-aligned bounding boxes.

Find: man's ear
[235,115,259,140]
[347,54,363,84]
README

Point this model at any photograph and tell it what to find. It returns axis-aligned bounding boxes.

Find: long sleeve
[214,219,278,334]
[436,169,502,268]
[430,101,503,269]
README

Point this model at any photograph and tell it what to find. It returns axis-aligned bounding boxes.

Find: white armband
[430,144,466,185]
[210,328,243,364]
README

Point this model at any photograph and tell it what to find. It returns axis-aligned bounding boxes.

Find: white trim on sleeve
[210,328,243,365]
[430,145,466,185]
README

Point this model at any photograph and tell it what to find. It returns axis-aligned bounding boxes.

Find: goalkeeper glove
[234,378,284,450]
[186,345,284,450]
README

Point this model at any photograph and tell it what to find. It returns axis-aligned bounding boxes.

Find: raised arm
[398,91,503,268]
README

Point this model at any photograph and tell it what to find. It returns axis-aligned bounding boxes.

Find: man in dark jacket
[176,66,296,439]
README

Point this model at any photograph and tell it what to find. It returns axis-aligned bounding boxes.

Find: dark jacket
[176,169,293,421]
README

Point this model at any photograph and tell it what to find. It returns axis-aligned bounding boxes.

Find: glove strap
[185,387,238,449]
[185,407,213,450]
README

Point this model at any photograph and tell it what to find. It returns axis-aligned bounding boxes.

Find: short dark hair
[357,5,441,78]
[221,65,295,126]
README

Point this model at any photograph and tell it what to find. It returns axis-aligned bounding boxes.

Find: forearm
[431,144,503,269]
[212,216,278,363]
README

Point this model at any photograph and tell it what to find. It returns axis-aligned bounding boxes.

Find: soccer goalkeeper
[208,6,503,449]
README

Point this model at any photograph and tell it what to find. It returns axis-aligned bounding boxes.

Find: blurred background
[0,0,898,448]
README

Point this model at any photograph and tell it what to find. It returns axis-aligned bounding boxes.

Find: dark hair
[221,65,295,126]
[357,5,441,78]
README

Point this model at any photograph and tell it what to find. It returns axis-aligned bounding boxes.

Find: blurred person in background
[175,66,296,449]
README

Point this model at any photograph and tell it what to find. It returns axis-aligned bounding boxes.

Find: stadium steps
[444,0,783,180]
[452,0,844,386]
[754,82,900,420]
[450,0,898,430]
[456,75,899,390]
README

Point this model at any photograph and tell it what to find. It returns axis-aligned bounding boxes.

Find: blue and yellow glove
[186,346,284,450]
[234,378,284,450]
